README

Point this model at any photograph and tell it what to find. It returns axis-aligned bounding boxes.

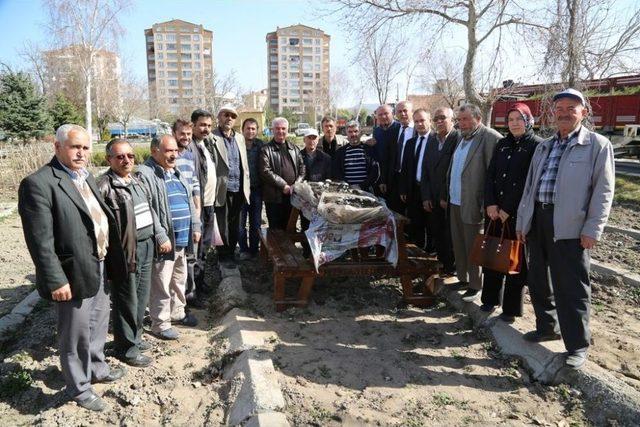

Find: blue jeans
[239,189,262,254]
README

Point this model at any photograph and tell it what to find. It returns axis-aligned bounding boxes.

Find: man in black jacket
[98,138,161,368]
[19,124,126,411]
[260,117,306,229]
[333,121,380,192]
[399,108,431,249]
[421,107,459,275]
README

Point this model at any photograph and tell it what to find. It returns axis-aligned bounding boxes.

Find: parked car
[295,123,310,137]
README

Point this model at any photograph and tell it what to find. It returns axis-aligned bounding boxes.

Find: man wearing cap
[516,88,615,369]
[206,106,250,266]
[300,128,332,256]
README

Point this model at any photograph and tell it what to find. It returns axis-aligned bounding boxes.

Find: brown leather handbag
[470,220,522,274]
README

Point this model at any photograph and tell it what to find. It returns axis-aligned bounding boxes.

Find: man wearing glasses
[97,139,161,367]
[206,106,250,267]
[420,107,459,276]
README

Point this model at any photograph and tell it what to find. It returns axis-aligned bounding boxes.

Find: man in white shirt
[384,100,414,214]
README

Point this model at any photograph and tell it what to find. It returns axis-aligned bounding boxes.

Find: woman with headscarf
[481,103,542,322]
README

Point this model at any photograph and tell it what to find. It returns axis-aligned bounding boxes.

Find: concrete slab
[440,282,640,425]
[244,411,290,427]
[605,224,640,240]
[221,308,276,354]
[220,265,241,278]
[11,290,41,317]
[224,349,287,426]
[591,260,640,287]
[215,276,248,315]
[0,290,40,341]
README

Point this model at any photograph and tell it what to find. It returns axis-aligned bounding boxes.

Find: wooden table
[259,208,440,312]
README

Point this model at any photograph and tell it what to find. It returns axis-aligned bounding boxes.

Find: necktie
[77,180,109,259]
[396,126,406,171]
[415,136,424,155]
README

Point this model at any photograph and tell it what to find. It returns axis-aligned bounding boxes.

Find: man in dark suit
[19,124,126,411]
[382,101,414,214]
[421,107,459,275]
[399,108,431,249]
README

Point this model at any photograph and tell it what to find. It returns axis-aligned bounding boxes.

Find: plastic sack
[316,191,389,224]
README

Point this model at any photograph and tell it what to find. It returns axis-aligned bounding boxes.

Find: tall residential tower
[145,19,213,115]
[266,24,330,117]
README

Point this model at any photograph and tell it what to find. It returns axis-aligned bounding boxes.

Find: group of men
[18,86,613,411]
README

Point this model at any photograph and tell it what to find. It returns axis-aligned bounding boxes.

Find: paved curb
[591,260,640,288]
[438,283,640,426]
[604,224,640,240]
[0,289,41,341]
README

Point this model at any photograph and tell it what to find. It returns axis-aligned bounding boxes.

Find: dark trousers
[527,203,591,352]
[429,204,455,272]
[215,191,245,260]
[112,237,153,358]
[386,172,406,215]
[239,188,263,254]
[406,182,427,249]
[480,217,526,316]
[57,261,110,400]
[265,197,292,230]
[192,205,215,295]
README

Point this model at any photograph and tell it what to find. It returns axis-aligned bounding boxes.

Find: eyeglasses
[433,115,447,122]
[114,154,135,161]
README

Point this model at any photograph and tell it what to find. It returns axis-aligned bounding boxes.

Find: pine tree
[49,93,83,131]
[0,71,52,142]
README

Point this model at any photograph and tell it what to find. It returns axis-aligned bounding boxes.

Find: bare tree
[333,0,547,115]
[18,41,49,96]
[328,66,351,118]
[356,27,403,104]
[542,0,640,87]
[114,75,148,137]
[205,69,241,116]
[421,53,465,108]
[44,0,130,139]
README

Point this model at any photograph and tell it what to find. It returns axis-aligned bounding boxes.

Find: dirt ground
[607,201,640,230]
[0,302,224,425]
[592,230,640,271]
[240,262,592,426]
[0,213,35,317]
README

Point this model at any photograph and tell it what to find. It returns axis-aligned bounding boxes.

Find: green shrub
[91,145,150,167]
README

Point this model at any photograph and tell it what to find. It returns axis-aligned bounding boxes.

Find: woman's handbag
[469,220,522,274]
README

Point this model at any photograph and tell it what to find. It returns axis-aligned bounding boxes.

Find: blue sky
[0,0,367,101]
[1,0,638,106]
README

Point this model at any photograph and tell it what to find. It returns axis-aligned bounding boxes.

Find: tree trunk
[565,0,580,88]
[85,71,93,140]
[462,4,483,107]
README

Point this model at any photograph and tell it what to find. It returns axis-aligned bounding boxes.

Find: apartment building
[266,24,330,116]
[145,19,213,115]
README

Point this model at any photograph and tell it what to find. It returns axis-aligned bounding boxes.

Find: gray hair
[346,120,360,129]
[433,106,454,118]
[150,134,175,150]
[375,104,392,115]
[458,104,482,120]
[272,117,289,129]
[106,138,131,156]
[55,124,88,143]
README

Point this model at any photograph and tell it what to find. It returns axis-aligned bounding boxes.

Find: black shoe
[523,330,561,343]
[480,303,495,313]
[461,289,480,302]
[176,313,198,327]
[122,354,152,368]
[138,340,152,353]
[499,313,516,323]
[75,392,107,412]
[92,366,125,384]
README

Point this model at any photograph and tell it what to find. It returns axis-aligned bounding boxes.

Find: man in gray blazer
[516,89,614,369]
[205,105,250,266]
[19,124,126,411]
[442,104,502,302]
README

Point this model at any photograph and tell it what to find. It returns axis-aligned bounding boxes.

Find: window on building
[303,55,312,61]
[302,38,312,44]
[168,79,178,86]
[303,47,313,54]
[180,35,191,42]
[289,55,299,62]
[303,72,312,78]
[166,34,176,42]
[155,34,162,41]
[315,73,321,78]
[315,47,321,54]
[183,79,192,87]
[167,62,178,68]
[181,44,191,51]
[158,71,165,77]
[315,39,321,45]
[315,56,320,62]
[289,38,299,46]
[303,62,313,71]
[193,44,200,51]
[166,52,177,60]
[166,43,177,50]
[181,70,192,78]
[195,61,201,68]
[270,64,277,70]
[156,43,163,50]
[157,61,164,68]
[167,71,178,78]
[181,53,192,60]
[184,89,193,96]
[156,52,163,60]
[182,62,191,69]
[314,63,320,70]
[146,35,153,42]
[271,55,278,62]
[193,34,200,41]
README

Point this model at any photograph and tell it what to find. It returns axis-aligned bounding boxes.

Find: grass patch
[0,369,33,397]
[614,175,640,204]
[91,145,151,167]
